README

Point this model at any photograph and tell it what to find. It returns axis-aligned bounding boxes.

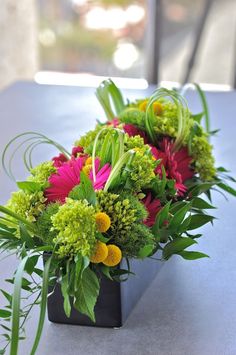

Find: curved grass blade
[30,256,52,355]
[10,255,29,355]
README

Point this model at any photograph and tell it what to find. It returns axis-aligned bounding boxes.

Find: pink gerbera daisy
[151,138,194,195]
[142,193,161,227]
[45,157,111,203]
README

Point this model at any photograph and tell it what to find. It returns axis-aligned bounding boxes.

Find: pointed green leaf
[177,251,209,260]
[74,267,100,322]
[187,214,215,230]
[163,237,197,260]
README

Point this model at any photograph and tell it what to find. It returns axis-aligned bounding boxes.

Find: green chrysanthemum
[7,190,46,222]
[51,198,96,258]
[28,161,56,185]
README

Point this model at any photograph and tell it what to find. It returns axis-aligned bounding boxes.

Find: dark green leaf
[191,197,216,210]
[0,310,11,318]
[218,182,236,197]
[61,262,71,318]
[100,265,113,280]
[19,224,34,249]
[0,290,12,304]
[74,267,100,322]
[168,203,191,232]
[163,237,197,260]
[25,255,39,275]
[177,251,209,260]
[187,214,215,230]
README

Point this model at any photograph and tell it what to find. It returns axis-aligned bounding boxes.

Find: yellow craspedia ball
[153,102,163,115]
[90,241,108,263]
[95,212,111,233]
[103,244,122,267]
[139,100,148,112]
[85,157,93,166]
[82,164,92,176]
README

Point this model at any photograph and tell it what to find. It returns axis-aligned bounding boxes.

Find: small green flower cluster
[36,202,60,244]
[191,135,216,181]
[75,124,111,154]
[153,100,192,142]
[117,224,154,258]
[28,161,56,185]
[7,190,46,222]
[97,191,151,257]
[51,198,96,258]
[129,151,155,191]
[124,134,147,152]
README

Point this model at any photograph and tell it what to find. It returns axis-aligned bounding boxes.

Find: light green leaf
[69,172,96,205]
[16,181,42,193]
[138,244,154,259]
[10,255,29,355]
[30,256,52,355]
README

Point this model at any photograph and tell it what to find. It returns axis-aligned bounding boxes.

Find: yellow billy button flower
[103,244,122,267]
[90,241,108,263]
[85,156,93,166]
[82,164,92,176]
[95,212,111,233]
[139,100,162,115]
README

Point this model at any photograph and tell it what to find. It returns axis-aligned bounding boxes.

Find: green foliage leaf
[191,197,215,209]
[177,251,209,260]
[10,255,29,355]
[168,203,191,232]
[163,237,197,260]
[74,267,100,322]
[0,310,11,318]
[30,256,52,355]
[69,172,96,205]
[61,262,71,318]
[25,255,39,275]
[138,244,154,259]
[16,181,42,193]
[187,214,215,230]
[217,182,236,197]
[19,223,34,249]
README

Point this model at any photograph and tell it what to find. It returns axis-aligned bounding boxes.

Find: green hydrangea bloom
[36,203,60,244]
[75,124,111,154]
[28,161,56,185]
[129,151,155,191]
[115,224,155,258]
[119,108,146,130]
[51,198,96,258]
[7,190,46,222]
[191,135,216,181]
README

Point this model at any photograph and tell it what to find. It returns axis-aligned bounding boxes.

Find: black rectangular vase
[47,255,162,328]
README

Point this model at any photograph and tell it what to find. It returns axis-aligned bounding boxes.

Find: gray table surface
[0,82,236,355]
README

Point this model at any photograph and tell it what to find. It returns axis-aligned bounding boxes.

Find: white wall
[0,0,38,90]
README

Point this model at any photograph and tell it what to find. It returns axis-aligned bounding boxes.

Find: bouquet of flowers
[0,80,235,354]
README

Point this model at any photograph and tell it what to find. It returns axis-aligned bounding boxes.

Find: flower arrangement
[0,80,236,354]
